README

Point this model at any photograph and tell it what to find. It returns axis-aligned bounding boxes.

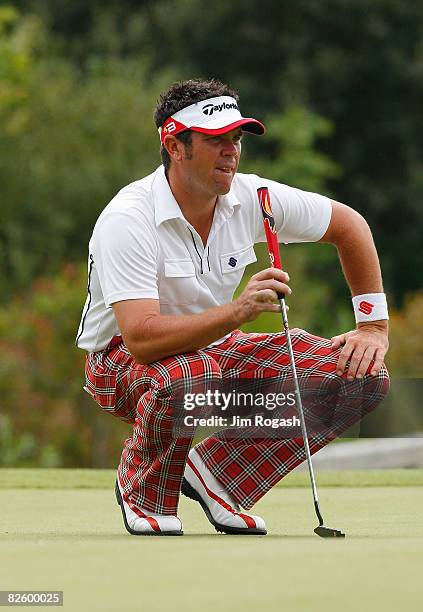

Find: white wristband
[352,293,389,323]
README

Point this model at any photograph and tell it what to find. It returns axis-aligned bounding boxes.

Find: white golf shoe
[115,479,183,536]
[182,449,267,535]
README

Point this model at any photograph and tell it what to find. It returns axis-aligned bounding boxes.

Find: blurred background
[0,0,422,469]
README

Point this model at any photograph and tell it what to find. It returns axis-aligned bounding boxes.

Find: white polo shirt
[76,166,331,352]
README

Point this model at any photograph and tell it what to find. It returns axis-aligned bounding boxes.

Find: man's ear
[163,135,185,163]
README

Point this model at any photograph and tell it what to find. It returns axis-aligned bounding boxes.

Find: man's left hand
[330,322,389,379]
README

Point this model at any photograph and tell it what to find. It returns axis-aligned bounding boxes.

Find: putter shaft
[280,298,345,538]
[279,296,324,526]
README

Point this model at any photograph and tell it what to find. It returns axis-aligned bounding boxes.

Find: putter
[257,187,345,539]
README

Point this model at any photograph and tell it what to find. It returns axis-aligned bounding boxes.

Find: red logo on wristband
[358,300,374,315]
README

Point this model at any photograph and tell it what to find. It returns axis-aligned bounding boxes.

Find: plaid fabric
[197,330,389,509]
[85,329,389,513]
[85,337,219,514]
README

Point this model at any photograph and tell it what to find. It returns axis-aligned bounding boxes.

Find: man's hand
[233,267,291,324]
[330,321,389,379]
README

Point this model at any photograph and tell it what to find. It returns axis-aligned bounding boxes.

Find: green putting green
[1,469,422,612]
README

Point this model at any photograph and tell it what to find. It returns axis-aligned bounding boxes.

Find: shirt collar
[153,166,186,226]
[152,165,241,227]
[216,189,241,219]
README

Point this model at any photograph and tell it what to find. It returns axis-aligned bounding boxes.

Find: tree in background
[387,293,423,377]
[0,7,170,301]
[240,106,352,336]
[0,264,129,467]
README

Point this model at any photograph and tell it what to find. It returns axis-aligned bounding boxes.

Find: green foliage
[0,264,129,468]
[0,9,172,301]
[11,0,152,61]
[0,413,60,467]
[386,292,423,377]
[242,106,340,193]
[0,7,41,130]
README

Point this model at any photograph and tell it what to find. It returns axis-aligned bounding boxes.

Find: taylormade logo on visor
[202,101,239,116]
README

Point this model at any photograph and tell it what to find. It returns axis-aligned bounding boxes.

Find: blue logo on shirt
[228,257,237,268]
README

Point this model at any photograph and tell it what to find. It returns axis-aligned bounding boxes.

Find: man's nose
[222,140,238,155]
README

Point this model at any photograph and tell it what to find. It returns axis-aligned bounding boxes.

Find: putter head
[314,525,345,538]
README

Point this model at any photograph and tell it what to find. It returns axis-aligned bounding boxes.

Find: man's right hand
[113,268,291,364]
[233,267,291,324]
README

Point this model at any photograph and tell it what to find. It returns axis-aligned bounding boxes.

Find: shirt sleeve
[91,211,159,308]
[252,176,332,244]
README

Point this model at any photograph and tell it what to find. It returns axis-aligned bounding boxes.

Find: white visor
[159,96,265,143]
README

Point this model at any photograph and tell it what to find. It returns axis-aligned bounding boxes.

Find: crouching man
[76,79,389,535]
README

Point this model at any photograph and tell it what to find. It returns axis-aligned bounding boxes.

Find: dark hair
[154,78,239,170]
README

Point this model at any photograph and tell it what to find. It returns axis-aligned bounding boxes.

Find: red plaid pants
[84,329,389,514]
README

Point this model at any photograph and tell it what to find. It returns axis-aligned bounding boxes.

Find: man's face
[181,128,242,197]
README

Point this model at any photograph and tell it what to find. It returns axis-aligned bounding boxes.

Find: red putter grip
[257,187,282,270]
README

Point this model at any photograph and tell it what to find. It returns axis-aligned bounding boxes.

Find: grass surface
[1,467,422,489]
[1,469,422,612]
